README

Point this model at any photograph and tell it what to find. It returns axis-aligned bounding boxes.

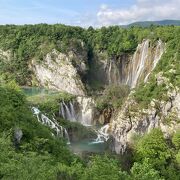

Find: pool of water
[22,87,57,96]
[23,87,107,154]
[69,139,106,155]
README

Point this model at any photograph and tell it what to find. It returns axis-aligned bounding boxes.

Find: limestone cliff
[31,49,87,96]
[109,72,180,154]
[0,49,11,61]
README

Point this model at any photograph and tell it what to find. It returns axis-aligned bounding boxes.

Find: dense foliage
[0,84,179,179]
[0,24,179,88]
[96,84,130,110]
[0,24,180,179]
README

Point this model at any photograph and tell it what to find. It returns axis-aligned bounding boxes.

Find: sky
[0,0,180,27]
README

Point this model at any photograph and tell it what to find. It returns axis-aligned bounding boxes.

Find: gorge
[0,24,180,179]
[23,37,170,154]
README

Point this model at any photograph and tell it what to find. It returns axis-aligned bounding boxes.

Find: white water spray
[32,107,70,144]
[144,40,164,82]
[131,40,149,88]
[59,97,95,126]
[89,124,110,144]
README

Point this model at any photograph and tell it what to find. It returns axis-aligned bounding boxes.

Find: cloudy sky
[0,0,179,26]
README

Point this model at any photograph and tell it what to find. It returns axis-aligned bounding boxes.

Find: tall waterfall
[32,107,70,144]
[144,40,164,82]
[130,40,149,88]
[59,97,95,126]
[104,39,164,88]
[125,39,164,88]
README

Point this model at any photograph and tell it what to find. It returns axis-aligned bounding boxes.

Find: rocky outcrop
[97,107,114,125]
[0,49,11,61]
[109,72,180,154]
[13,128,23,148]
[31,49,87,96]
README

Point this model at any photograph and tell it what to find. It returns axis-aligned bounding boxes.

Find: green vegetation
[0,24,179,89]
[96,84,130,110]
[27,91,75,115]
[1,84,180,179]
[0,83,81,179]
[134,26,180,107]
[127,20,180,27]
[0,24,180,179]
[0,24,86,84]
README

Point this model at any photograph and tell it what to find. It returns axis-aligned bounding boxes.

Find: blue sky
[0,0,179,26]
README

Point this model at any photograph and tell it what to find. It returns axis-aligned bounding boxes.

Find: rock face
[31,49,87,96]
[97,107,114,125]
[110,72,180,154]
[14,128,23,148]
[0,49,11,61]
[92,40,164,88]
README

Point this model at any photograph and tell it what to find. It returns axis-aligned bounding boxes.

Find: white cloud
[97,0,180,26]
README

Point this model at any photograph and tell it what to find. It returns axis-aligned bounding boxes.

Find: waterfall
[76,97,94,126]
[59,97,95,126]
[60,101,76,121]
[64,128,70,145]
[108,60,112,84]
[63,102,73,120]
[131,40,149,88]
[89,124,110,144]
[69,101,76,121]
[32,107,70,144]
[124,39,164,88]
[60,102,66,119]
[144,40,164,82]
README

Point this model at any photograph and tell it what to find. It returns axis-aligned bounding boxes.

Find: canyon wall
[109,72,180,154]
[31,49,87,96]
[92,39,164,88]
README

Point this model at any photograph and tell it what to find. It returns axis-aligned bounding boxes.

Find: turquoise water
[23,87,106,154]
[22,87,57,96]
[69,139,106,154]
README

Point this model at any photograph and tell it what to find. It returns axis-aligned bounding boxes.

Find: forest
[0,24,180,179]
[0,83,180,179]
[0,24,179,85]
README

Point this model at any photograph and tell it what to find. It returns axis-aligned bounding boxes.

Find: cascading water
[108,60,112,84]
[130,40,149,88]
[76,97,95,126]
[32,107,70,144]
[70,101,76,120]
[144,40,164,82]
[60,101,76,121]
[59,97,95,126]
[89,124,110,144]
[104,39,164,89]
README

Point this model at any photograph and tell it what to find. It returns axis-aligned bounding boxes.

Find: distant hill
[126,20,180,27]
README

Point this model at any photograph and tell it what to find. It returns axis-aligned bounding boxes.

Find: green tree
[130,158,163,180]
[83,155,128,180]
[172,131,180,149]
[135,129,171,170]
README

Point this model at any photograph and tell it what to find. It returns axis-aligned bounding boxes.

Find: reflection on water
[69,139,106,154]
[22,87,57,96]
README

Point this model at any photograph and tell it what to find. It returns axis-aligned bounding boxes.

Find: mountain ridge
[125,19,180,27]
